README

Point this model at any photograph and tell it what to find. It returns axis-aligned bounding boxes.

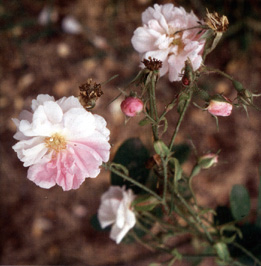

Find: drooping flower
[131,4,206,82]
[12,94,110,191]
[98,186,136,244]
[207,95,233,117]
[120,97,143,117]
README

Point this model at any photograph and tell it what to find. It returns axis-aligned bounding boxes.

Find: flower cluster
[12,95,110,191]
[131,4,206,82]
[98,186,136,244]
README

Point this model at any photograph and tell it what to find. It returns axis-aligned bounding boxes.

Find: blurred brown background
[0,0,261,265]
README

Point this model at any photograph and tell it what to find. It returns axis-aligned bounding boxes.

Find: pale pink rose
[131,4,205,82]
[98,186,136,244]
[207,98,233,117]
[12,94,110,191]
[120,97,143,117]
[198,153,218,169]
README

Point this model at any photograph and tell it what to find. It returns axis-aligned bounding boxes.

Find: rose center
[45,133,67,152]
[168,31,184,53]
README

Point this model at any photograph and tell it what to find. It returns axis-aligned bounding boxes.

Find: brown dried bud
[78,78,103,109]
[205,9,229,33]
[142,57,162,71]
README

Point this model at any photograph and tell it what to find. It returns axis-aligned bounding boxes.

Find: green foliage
[230,185,251,221]
[214,242,231,263]
[154,140,169,157]
[111,138,150,193]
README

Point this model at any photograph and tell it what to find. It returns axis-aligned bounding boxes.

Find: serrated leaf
[111,138,150,193]
[230,185,251,221]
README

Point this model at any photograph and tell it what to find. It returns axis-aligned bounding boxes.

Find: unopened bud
[207,95,233,117]
[182,76,190,86]
[121,97,143,117]
[198,153,218,169]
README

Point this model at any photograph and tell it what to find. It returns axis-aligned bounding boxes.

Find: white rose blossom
[12,94,110,191]
[131,4,206,82]
[98,186,136,244]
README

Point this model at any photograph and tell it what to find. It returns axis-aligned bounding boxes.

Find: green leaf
[139,117,150,126]
[230,185,251,221]
[111,138,150,193]
[214,242,231,262]
[154,140,169,157]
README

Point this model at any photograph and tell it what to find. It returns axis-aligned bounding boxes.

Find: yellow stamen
[45,133,67,152]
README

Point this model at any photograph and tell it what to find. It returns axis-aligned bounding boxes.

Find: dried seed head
[205,9,229,33]
[78,78,103,109]
[142,57,162,71]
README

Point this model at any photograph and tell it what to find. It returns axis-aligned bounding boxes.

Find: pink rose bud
[121,97,143,117]
[207,95,233,117]
[198,153,218,169]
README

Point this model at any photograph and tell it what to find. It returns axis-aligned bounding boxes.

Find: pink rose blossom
[12,94,110,191]
[98,186,136,244]
[131,4,205,82]
[207,98,233,117]
[121,97,143,117]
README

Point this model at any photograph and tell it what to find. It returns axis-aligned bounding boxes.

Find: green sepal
[154,140,169,157]
[132,194,160,212]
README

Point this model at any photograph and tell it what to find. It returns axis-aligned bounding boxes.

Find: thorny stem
[169,90,193,151]
[148,73,160,141]
[176,192,214,244]
[173,25,208,35]
[103,162,163,202]
[203,67,234,81]
[161,156,169,205]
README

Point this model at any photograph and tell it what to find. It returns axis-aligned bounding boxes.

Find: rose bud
[198,153,218,169]
[207,95,233,117]
[121,97,143,117]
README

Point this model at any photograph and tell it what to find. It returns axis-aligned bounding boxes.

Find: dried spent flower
[78,78,103,109]
[205,9,229,33]
[142,57,163,71]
